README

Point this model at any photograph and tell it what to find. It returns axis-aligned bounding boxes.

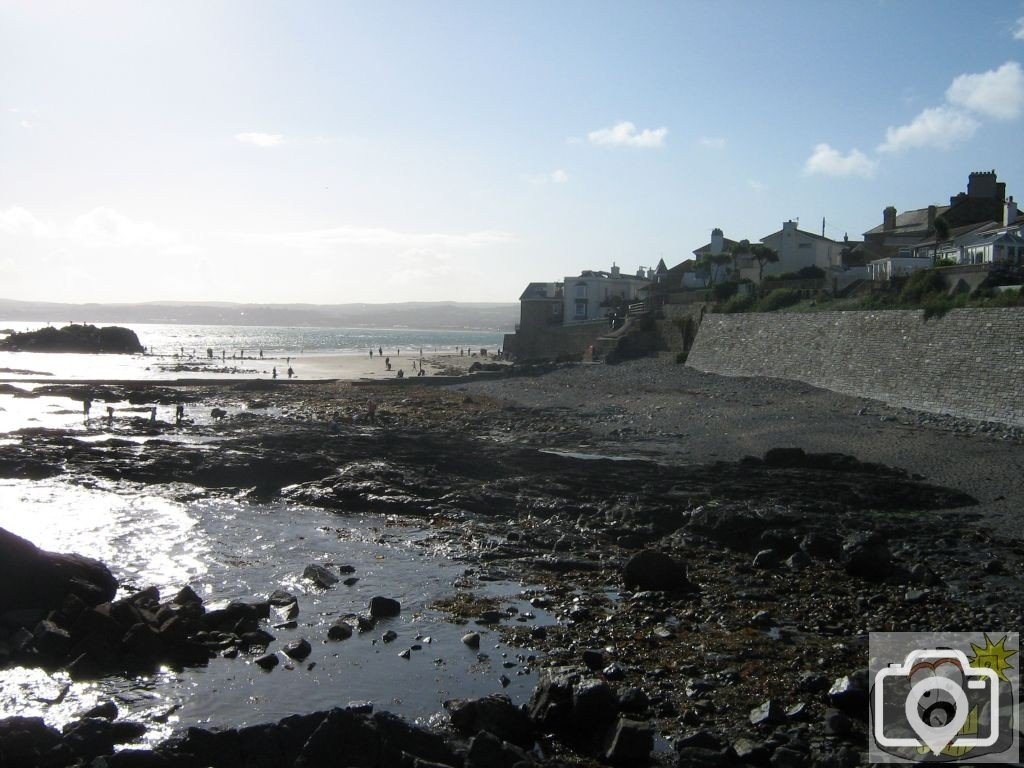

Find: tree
[698,252,733,287]
[749,244,779,284]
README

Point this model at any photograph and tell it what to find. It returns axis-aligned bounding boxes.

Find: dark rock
[572,678,618,737]
[618,686,650,714]
[444,694,535,749]
[254,652,279,670]
[368,596,401,618]
[752,549,780,569]
[771,745,808,768]
[267,589,296,606]
[0,716,63,764]
[81,701,118,721]
[603,716,653,765]
[466,729,530,768]
[0,324,143,354]
[823,708,852,736]
[381,630,398,643]
[827,670,869,718]
[840,532,891,579]
[582,648,606,670]
[675,746,737,768]
[462,631,481,649]
[676,730,723,751]
[763,447,807,467]
[749,699,785,727]
[622,550,696,593]
[603,662,626,681]
[0,527,117,613]
[785,550,811,572]
[302,564,339,588]
[800,532,841,560]
[283,638,312,660]
[327,620,353,641]
[32,619,72,659]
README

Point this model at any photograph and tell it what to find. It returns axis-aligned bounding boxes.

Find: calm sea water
[0,321,507,380]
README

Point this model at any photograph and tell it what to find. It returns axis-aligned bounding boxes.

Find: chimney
[610,262,620,277]
[883,206,897,231]
[927,205,936,230]
[710,227,724,254]
[1006,197,1019,227]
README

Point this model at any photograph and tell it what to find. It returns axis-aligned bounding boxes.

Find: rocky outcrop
[0,528,116,613]
[0,324,143,354]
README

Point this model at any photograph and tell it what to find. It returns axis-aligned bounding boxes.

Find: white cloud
[587,121,668,148]
[0,207,56,237]
[550,169,569,184]
[747,179,767,192]
[878,105,979,153]
[1014,17,1024,40]
[698,136,726,149]
[235,131,285,147]
[68,207,183,249]
[803,143,877,178]
[946,61,1024,120]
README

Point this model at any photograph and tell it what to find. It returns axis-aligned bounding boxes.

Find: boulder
[368,596,401,618]
[0,528,117,613]
[622,550,696,593]
[302,564,339,588]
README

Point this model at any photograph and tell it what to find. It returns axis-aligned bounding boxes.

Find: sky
[2,1,1024,305]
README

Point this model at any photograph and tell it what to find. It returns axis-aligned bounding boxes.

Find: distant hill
[0,299,519,332]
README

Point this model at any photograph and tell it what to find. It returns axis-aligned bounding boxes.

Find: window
[574,300,587,319]
[575,283,588,298]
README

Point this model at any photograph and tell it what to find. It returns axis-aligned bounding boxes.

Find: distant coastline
[0,298,518,333]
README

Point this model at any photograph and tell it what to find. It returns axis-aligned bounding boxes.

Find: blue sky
[2,1,1024,304]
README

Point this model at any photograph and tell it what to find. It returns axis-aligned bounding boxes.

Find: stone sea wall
[686,308,1024,425]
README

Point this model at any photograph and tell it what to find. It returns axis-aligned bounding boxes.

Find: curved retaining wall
[686,308,1024,425]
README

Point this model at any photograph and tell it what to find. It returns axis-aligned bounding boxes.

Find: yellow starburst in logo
[968,633,1017,682]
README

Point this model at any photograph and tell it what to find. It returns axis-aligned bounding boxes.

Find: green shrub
[718,295,756,313]
[899,269,946,304]
[711,281,739,302]
[757,288,803,312]
[795,265,826,279]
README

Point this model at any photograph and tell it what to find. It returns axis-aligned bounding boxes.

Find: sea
[0,321,508,381]
[0,320,544,746]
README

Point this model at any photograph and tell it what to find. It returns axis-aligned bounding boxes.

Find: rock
[444,694,535,749]
[582,648,606,670]
[785,550,811,572]
[603,663,626,681]
[327,621,353,641]
[368,596,401,618]
[465,730,531,768]
[267,589,296,606]
[254,652,279,670]
[674,746,736,768]
[763,447,807,467]
[572,678,618,737]
[622,550,696,593]
[827,670,869,718]
[173,585,203,606]
[675,730,723,751]
[0,527,117,613]
[0,324,143,354]
[749,699,785,726]
[381,630,398,643]
[398,648,410,659]
[603,716,653,765]
[302,564,339,588]
[823,708,852,736]
[81,701,119,721]
[462,632,481,649]
[840,532,891,579]
[800,532,841,560]
[282,638,312,660]
[753,549,780,569]
[618,686,650,714]
[771,745,808,768]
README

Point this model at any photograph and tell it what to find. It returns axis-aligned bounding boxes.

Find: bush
[711,281,739,302]
[757,289,803,312]
[795,265,826,279]
[718,295,756,314]
[899,269,946,304]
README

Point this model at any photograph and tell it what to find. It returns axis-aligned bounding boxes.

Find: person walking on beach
[378,346,383,357]
[369,349,373,358]
[367,399,377,424]
[106,406,114,426]
[83,398,92,423]
[175,404,184,425]
[287,367,294,379]
[272,367,278,379]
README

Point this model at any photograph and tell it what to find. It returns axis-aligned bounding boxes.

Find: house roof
[519,282,562,301]
[863,205,952,237]
[692,238,741,257]
[760,226,840,244]
[912,221,997,248]
[958,227,1024,248]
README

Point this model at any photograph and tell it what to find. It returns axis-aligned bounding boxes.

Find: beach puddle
[0,479,547,744]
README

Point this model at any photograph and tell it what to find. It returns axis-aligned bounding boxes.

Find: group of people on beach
[83,400,188,427]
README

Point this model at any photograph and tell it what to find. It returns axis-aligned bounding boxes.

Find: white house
[867,256,933,282]
[562,264,650,323]
[756,220,844,280]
